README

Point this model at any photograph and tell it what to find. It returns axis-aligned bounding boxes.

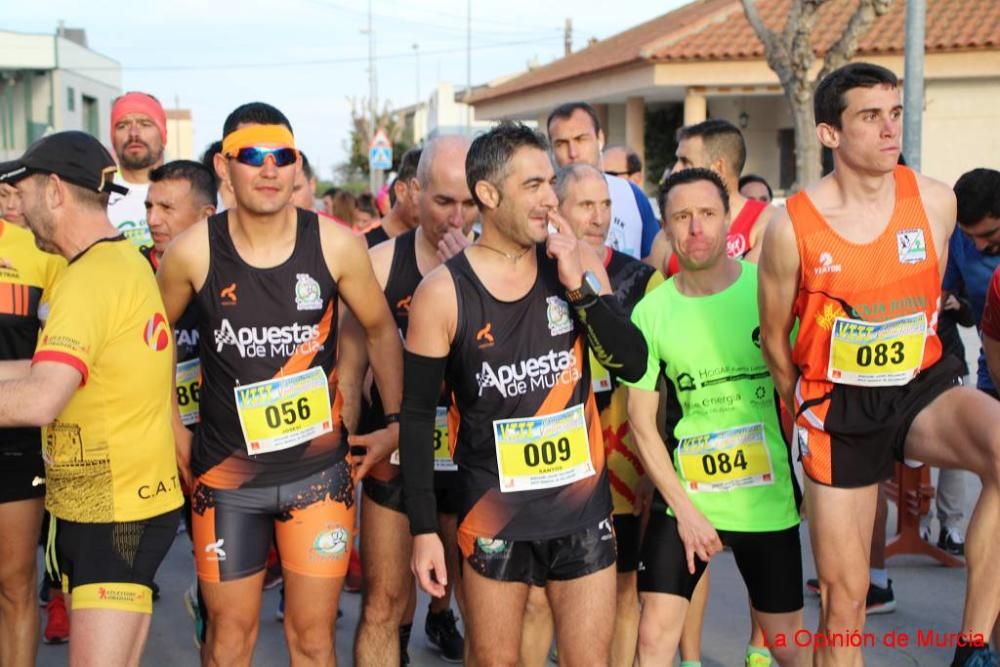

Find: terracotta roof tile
[469,0,1000,104]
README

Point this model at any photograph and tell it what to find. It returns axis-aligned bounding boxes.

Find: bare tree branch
[742,0,792,80]
[817,0,894,82]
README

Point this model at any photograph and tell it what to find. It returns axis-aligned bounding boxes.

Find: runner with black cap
[0,130,183,666]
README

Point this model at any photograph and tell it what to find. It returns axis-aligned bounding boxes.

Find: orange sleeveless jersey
[790,166,942,394]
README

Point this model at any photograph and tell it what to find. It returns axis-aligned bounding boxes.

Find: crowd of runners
[0,61,998,667]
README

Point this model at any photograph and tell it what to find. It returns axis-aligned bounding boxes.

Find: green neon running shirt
[626,262,799,532]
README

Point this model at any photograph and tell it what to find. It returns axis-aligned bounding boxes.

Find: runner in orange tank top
[758,63,1000,667]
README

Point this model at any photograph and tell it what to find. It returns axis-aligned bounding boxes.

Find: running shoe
[747,650,773,667]
[43,595,69,644]
[920,524,932,543]
[938,526,966,556]
[183,583,205,649]
[344,549,363,593]
[958,647,999,667]
[865,580,896,615]
[263,547,283,590]
[425,609,464,663]
[805,578,896,615]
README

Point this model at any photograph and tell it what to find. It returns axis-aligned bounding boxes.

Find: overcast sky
[7,0,688,180]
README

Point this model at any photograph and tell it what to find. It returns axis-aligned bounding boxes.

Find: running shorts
[0,449,45,503]
[638,512,803,614]
[462,516,617,586]
[191,460,355,582]
[796,355,961,487]
[50,508,180,614]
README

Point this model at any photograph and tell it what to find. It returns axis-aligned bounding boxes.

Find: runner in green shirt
[625,168,804,666]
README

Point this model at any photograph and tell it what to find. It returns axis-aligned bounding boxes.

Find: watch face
[583,271,602,296]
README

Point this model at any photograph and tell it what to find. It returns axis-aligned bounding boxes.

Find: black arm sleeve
[400,350,447,535]
[573,294,648,383]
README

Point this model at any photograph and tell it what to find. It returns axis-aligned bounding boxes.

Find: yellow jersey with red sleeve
[33,236,183,523]
[0,220,65,452]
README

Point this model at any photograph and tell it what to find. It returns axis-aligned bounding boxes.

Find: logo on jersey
[204,539,227,561]
[546,296,573,336]
[295,273,323,311]
[897,229,927,264]
[311,525,349,559]
[143,313,170,352]
[814,252,842,275]
[476,322,495,349]
[727,234,748,258]
[213,318,321,358]
[175,327,200,349]
[677,373,697,392]
[396,295,412,317]
[475,349,579,398]
[751,326,761,348]
[220,283,238,305]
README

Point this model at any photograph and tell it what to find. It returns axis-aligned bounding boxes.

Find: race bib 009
[493,404,594,493]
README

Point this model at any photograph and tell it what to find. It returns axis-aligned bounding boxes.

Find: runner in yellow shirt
[0,131,183,667]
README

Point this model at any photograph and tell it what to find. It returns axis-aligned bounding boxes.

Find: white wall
[921,77,1000,186]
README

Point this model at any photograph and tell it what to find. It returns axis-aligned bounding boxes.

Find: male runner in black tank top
[155,103,403,667]
[346,136,476,665]
[520,163,663,667]
[399,122,649,666]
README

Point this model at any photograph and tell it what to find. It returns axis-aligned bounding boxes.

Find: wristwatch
[566,270,601,306]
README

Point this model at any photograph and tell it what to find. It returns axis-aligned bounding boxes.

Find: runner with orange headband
[156,102,403,666]
[108,91,167,250]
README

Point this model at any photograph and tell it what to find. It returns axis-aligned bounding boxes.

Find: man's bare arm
[757,211,800,408]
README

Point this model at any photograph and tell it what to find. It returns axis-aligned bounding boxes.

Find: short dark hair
[954,168,1000,227]
[356,193,378,217]
[222,102,293,139]
[677,119,747,176]
[659,167,730,217]
[322,187,339,199]
[814,62,898,129]
[300,151,314,181]
[390,147,422,208]
[738,174,772,200]
[466,122,549,210]
[200,140,223,189]
[546,102,601,136]
[149,160,217,208]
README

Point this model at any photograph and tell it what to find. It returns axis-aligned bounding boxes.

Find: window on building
[67,87,76,111]
[82,95,99,137]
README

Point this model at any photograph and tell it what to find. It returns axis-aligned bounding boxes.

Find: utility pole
[412,43,420,105]
[564,18,573,56]
[902,0,925,171]
[364,0,382,193]
[465,0,471,131]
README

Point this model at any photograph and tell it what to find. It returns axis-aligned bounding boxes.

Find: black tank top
[365,229,423,483]
[194,209,343,488]
[444,245,610,541]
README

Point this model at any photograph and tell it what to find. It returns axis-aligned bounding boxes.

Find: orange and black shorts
[795,355,961,488]
[191,459,355,582]
[51,508,180,614]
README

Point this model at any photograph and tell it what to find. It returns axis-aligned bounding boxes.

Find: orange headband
[222,125,296,157]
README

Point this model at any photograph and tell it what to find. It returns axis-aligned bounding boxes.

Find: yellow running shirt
[33,236,182,523]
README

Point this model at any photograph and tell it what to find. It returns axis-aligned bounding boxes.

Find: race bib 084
[677,423,774,493]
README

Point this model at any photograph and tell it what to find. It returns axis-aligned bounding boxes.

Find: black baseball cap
[0,131,128,195]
